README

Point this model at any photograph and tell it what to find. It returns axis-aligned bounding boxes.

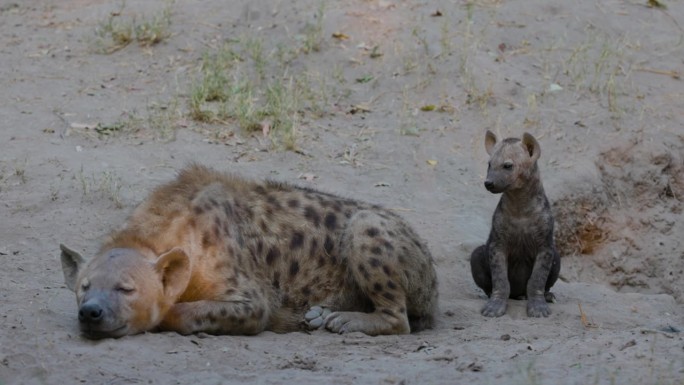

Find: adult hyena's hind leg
[324,210,437,335]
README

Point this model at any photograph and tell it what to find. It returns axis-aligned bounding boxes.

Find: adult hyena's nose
[79,301,104,324]
[484,180,494,190]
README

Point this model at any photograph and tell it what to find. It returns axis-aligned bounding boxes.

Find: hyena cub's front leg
[324,211,415,335]
[158,285,272,335]
[526,248,557,317]
[481,244,510,317]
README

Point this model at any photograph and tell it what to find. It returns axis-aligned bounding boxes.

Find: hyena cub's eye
[503,162,513,170]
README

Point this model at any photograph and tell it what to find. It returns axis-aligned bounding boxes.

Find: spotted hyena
[60,164,438,338]
[470,131,560,318]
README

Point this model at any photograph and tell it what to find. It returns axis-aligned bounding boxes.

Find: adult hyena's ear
[60,244,85,292]
[154,248,191,300]
[522,132,541,163]
[485,130,498,155]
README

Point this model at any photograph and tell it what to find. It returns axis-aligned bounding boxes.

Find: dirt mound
[555,135,684,301]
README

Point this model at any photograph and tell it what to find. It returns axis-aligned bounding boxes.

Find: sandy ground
[1,0,683,384]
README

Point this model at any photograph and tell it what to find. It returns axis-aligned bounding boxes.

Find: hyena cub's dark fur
[470,131,560,318]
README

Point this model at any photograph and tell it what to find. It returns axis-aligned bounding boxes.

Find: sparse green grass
[300,1,326,54]
[77,168,124,209]
[186,3,343,152]
[559,30,633,118]
[94,1,173,53]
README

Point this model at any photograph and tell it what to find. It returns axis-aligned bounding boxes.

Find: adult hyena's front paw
[527,296,551,317]
[481,298,507,317]
[324,311,366,334]
[304,305,332,329]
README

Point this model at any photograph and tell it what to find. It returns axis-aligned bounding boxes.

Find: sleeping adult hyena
[470,131,560,318]
[60,164,437,338]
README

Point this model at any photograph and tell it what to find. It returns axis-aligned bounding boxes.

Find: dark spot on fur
[254,186,267,195]
[202,232,212,248]
[382,292,396,301]
[366,227,380,237]
[383,240,394,251]
[193,205,204,215]
[387,231,396,238]
[266,248,280,265]
[370,246,382,256]
[288,199,300,208]
[215,260,228,270]
[369,258,381,267]
[383,265,392,276]
[207,312,217,324]
[291,231,305,249]
[194,318,203,327]
[257,241,264,255]
[267,195,282,209]
[289,261,300,277]
[324,236,334,254]
[225,288,236,295]
[318,256,326,267]
[324,212,337,230]
[259,220,269,232]
[304,206,321,227]
[301,286,312,296]
[265,206,274,216]
[255,308,264,320]
[399,307,406,313]
[332,202,343,213]
[373,282,383,292]
[387,280,397,290]
[273,272,280,289]
[344,210,352,218]
[220,308,228,317]
[358,263,370,279]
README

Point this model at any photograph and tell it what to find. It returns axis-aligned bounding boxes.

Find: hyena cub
[470,131,560,317]
[60,164,437,338]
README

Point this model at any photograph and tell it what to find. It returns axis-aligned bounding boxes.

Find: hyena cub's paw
[527,296,551,317]
[481,297,507,317]
[304,305,332,329]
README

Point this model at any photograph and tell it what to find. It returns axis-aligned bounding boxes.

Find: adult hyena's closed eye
[470,131,561,318]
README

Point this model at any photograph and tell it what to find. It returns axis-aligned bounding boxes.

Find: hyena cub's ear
[521,132,541,162]
[485,130,498,155]
[60,244,85,292]
[154,248,191,300]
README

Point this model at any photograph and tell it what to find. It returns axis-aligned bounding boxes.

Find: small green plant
[77,168,124,209]
[301,1,326,54]
[94,1,173,53]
